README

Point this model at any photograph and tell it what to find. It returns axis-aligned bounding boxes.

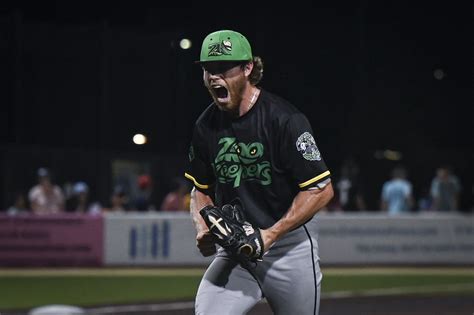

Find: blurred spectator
[417,187,432,211]
[380,166,414,215]
[66,181,101,214]
[102,185,130,213]
[7,192,29,216]
[131,174,156,211]
[160,177,191,211]
[430,166,461,211]
[28,167,65,215]
[335,158,367,211]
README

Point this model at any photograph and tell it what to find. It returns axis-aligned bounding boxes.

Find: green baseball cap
[198,30,253,63]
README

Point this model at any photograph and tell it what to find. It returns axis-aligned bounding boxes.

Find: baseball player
[185,29,334,315]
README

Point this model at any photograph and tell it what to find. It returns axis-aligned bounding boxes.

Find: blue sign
[129,221,170,259]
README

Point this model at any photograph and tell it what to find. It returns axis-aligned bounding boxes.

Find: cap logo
[208,40,233,57]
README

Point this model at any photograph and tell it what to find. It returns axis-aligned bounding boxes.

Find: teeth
[212,85,223,89]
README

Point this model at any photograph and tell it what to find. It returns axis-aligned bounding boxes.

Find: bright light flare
[374,149,403,161]
[180,38,192,50]
[133,134,147,145]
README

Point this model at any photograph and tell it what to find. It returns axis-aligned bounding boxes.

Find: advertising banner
[317,214,474,265]
[0,214,103,266]
[104,213,213,266]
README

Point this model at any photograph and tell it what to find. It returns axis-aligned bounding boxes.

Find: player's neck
[239,86,260,117]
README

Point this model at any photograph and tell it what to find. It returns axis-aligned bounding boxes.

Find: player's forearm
[190,187,214,233]
[265,182,334,244]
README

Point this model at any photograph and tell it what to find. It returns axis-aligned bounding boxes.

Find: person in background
[430,165,461,211]
[160,177,191,211]
[102,185,130,213]
[335,158,367,211]
[28,167,65,215]
[7,192,29,216]
[380,166,414,215]
[131,174,156,211]
[66,181,101,214]
[417,186,432,212]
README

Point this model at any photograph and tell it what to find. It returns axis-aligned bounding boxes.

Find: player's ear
[243,61,254,77]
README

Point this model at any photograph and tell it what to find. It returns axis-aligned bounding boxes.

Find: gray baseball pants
[195,216,322,315]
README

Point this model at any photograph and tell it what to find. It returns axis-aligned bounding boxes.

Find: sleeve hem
[298,170,331,188]
[184,172,210,190]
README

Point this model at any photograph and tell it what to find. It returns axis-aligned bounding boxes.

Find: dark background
[0,2,472,211]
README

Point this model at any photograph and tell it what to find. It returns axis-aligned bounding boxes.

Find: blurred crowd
[6,167,192,216]
[3,161,469,216]
[324,158,465,215]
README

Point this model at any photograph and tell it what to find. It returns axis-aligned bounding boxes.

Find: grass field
[1,267,473,311]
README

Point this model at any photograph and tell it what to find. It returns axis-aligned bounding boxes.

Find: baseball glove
[199,202,264,262]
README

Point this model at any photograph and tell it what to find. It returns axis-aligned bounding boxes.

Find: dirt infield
[319,295,474,315]
[2,267,472,314]
[3,295,473,315]
[89,295,474,315]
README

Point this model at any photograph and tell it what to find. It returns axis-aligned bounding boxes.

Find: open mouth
[212,85,229,102]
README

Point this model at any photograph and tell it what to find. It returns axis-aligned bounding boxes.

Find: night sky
[0,2,472,209]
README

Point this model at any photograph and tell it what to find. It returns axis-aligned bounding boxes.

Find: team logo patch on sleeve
[296,132,321,161]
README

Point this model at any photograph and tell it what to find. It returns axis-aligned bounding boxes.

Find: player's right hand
[196,231,217,256]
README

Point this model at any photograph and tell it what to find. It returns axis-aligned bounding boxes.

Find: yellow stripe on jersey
[298,170,331,188]
[184,172,210,189]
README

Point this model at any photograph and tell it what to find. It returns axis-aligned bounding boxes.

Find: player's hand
[196,230,217,257]
[199,203,264,262]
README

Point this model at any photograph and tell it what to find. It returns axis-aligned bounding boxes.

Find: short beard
[223,76,247,116]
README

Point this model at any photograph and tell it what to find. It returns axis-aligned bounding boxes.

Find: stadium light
[179,38,192,50]
[133,134,147,145]
[384,149,402,161]
[374,149,403,161]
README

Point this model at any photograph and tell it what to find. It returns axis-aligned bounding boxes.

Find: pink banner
[0,214,103,266]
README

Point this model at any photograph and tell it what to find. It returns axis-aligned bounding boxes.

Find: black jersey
[185,89,331,228]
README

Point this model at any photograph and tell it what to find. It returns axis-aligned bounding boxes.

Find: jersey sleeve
[280,113,331,190]
[184,124,215,194]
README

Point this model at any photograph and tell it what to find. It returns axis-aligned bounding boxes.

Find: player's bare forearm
[190,187,214,234]
[262,182,334,249]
